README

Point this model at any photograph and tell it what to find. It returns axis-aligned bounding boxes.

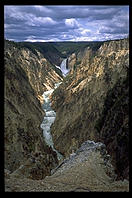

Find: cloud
[65,18,80,28]
[98,7,129,36]
[80,29,91,36]
[4,5,129,42]
[26,16,57,27]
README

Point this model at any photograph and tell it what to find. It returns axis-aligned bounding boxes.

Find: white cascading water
[40,82,63,161]
[40,59,69,161]
[60,58,70,76]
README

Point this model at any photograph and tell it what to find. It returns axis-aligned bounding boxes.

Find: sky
[4,5,129,42]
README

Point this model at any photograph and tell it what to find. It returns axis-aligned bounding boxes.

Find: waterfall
[60,58,70,76]
[40,82,63,161]
[40,58,69,161]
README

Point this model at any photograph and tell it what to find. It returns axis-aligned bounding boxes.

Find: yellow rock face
[4,40,62,179]
[51,38,129,180]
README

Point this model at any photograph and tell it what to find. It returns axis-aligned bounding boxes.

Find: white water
[40,82,63,161]
[60,58,70,76]
[40,59,69,161]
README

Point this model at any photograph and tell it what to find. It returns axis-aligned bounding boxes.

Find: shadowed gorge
[4,40,62,179]
[50,38,129,180]
[4,38,129,192]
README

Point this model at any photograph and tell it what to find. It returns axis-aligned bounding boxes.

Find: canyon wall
[51,38,129,180]
[4,40,62,179]
[4,38,129,192]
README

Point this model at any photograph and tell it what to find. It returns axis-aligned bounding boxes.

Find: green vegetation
[15,41,103,59]
[5,39,104,63]
[5,39,63,68]
[51,41,104,57]
[20,42,62,57]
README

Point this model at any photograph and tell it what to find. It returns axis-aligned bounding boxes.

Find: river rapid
[40,58,69,161]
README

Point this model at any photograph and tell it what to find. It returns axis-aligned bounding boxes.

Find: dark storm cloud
[4,5,129,42]
[98,7,129,36]
[39,5,122,20]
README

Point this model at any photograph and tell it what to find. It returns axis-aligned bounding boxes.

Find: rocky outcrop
[51,38,129,180]
[4,40,63,180]
[5,140,129,192]
[4,38,129,191]
[5,40,63,103]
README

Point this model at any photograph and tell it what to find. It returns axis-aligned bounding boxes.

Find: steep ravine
[4,40,63,180]
[50,38,129,180]
[4,40,63,104]
[40,58,70,160]
[4,38,129,191]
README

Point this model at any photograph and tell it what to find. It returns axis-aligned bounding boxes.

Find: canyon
[4,38,129,191]
[51,38,129,180]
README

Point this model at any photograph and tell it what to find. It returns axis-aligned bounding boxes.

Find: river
[40,58,69,161]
